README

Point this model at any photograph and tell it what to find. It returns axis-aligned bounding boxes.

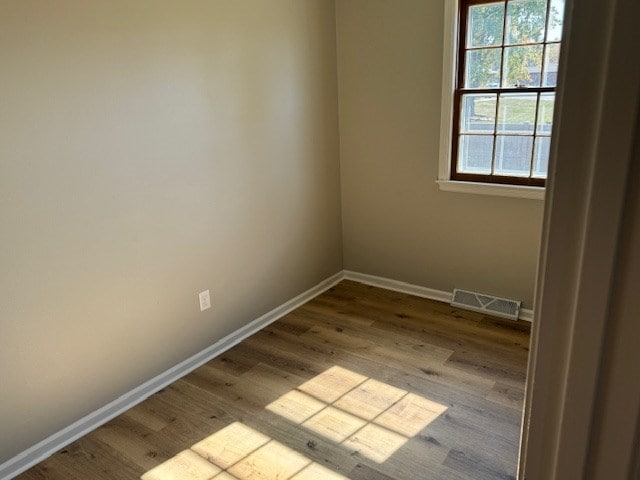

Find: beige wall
[335,0,544,308]
[0,0,342,463]
[1,0,547,465]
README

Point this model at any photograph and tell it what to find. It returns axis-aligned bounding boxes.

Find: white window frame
[437,0,546,201]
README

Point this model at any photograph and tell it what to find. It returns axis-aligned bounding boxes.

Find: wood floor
[16,280,530,480]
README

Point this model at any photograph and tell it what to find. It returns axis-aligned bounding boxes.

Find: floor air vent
[451,289,521,321]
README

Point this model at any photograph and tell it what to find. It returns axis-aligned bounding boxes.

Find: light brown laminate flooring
[16,280,530,480]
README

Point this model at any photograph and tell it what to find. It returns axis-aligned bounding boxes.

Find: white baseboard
[0,271,344,480]
[343,270,534,322]
[519,309,534,322]
[343,270,452,303]
[0,269,532,479]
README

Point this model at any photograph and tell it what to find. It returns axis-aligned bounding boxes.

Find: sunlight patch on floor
[142,365,446,479]
[334,378,406,420]
[228,440,311,480]
[141,449,221,480]
[191,423,270,469]
[291,463,349,480]
[343,423,407,463]
[297,366,367,403]
[141,421,348,480]
[302,406,367,442]
[266,365,448,463]
[265,389,326,424]
[375,393,447,437]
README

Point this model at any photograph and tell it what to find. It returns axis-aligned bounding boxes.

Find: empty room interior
[2,1,639,480]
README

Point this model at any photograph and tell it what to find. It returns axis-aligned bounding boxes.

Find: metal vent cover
[451,289,521,321]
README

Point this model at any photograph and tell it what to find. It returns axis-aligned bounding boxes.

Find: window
[438,0,565,196]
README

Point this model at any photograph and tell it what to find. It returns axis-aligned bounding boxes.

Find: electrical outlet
[199,290,211,311]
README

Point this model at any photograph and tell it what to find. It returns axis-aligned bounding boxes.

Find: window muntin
[452,0,564,187]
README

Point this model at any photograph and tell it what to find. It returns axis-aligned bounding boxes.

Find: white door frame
[520,0,640,477]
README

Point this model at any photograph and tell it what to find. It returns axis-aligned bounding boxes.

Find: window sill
[436,180,545,200]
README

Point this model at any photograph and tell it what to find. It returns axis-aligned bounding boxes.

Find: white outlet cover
[199,290,211,311]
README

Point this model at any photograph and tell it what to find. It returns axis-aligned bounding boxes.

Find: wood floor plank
[68,436,145,479]
[485,382,525,410]
[15,280,529,480]
[297,324,497,395]
[89,421,170,472]
[320,282,530,350]
[251,324,522,433]
[177,367,364,475]
[289,306,453,362]
[253,325,497,414]
[443,447,517,480]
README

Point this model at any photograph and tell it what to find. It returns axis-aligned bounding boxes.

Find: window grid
[452,0,559,187]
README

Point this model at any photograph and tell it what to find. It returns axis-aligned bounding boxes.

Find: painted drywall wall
[0,0,342,463]
[335,0,544,308]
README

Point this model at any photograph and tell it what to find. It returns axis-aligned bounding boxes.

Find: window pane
[533,136,550,178]
[467,2,505,48]
[461,94,497,133]
[465,48,502,88]
[497,93,537,134]
[537,93,555,134]
[505,0,547,45]
[502,45,543,87]
[547,0,565,42]
[542,43,560,87]
[458,135,494,174]
[494,135,533,176]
